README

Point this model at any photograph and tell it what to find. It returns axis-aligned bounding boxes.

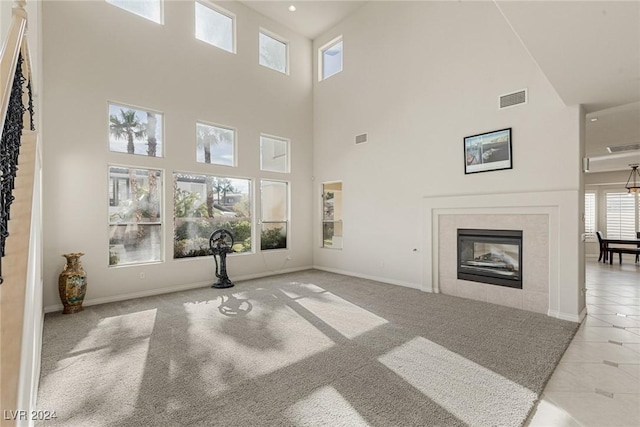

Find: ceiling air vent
[607,143,640,153]
[355,133,368,145]
[499,89,527,109]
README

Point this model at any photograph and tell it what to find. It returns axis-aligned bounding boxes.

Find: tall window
[109,103,164,157]
[174,173,251,258]
[259,30,288,74]
[108,166,163,266]
[322,182,343,249]
[106,0,162,24]
[319,36,343,81]
[605,192,638,239]
[195,1,235,53]
[196,122,235,166]
[260,134,289,173]
[260,180,288,250]
[584,192,596,242]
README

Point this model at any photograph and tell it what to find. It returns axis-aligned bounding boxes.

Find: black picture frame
[464,128,512,174]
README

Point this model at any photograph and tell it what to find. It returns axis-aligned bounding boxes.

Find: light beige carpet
[37,270,578,426]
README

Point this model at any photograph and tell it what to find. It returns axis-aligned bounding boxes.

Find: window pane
[261,222,287,250]
[261,180,287,221]
[195,2,234,53]
[196,123,235,166]
[606,192,636,239]
[174,173,252,258]
[108,167,162,266]
[260,135,289,173]
[322,182,342,221]
[584,192,596,241]
[261,180,288,251]
[109,103,163,157]
[106,0,162,24]
[322,182,342,249]
[322,40,343,80]
[323,221,343,249]
[259,32,287,73]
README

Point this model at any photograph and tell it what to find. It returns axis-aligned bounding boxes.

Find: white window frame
[173,172,254,258]
[108,164,164,267]
[259,28,289,75]
[604,190,639,240]
[260,133,290,173]
[194,0,236,54]
[108,101,165,158]
[584,191,596,242]
[195,121,237,167]
[260,179,289,251]
[322,181,343,249]
[318,35,343,81]
[106,0,164,24]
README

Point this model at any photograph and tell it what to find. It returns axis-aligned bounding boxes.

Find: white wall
[41,0,313,309]
[312,1,583,309]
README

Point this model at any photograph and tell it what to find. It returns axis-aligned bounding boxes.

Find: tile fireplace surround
[439,214,549,313]
[422,190,584,322]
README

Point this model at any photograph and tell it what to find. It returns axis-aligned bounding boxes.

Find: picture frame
[464,128,512,174]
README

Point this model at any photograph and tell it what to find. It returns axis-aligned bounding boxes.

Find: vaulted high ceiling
[240,1,640,172]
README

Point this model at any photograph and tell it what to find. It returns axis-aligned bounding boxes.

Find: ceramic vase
[58,252,87,314]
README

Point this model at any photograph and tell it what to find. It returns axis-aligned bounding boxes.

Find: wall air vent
[355,133,368,144]
[607,143,640,153]
[499,89,527,109]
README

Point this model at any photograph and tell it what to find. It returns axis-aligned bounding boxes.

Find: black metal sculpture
[209,229,235,288]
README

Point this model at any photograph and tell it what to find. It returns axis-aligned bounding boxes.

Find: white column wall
[312,1,583,318]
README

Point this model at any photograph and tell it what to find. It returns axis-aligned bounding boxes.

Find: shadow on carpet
[37,270,578,426]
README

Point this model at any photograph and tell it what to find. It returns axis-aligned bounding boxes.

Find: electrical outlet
[140,272,145,279]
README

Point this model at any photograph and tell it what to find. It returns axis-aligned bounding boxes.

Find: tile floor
[527,258,640,426]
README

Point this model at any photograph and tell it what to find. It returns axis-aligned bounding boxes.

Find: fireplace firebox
[457,229,522,289]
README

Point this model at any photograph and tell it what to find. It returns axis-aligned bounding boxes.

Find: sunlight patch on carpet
[295,290,388,339]
[280,282,328,299]
[68,309,158,354]
[379,336,536,426]
[285,386,370,427]
[185,299,335,383]
[38,336,152,421]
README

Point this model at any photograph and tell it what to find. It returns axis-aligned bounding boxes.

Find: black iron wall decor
[209,229,235,288]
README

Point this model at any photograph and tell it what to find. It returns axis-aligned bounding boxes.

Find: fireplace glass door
[457,229,522,289]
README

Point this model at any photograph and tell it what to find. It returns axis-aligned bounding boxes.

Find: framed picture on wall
[464,128,512,174]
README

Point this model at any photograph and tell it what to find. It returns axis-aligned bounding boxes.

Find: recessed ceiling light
[288,5,296,12]
[590,117,598,122]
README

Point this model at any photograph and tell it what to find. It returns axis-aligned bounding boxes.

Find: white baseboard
[548,308,584,323]
[44,265,314,313]
[312,265,421,290]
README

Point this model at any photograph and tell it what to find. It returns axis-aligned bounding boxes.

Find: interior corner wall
[312,1,582,307]
[41,0,313,309]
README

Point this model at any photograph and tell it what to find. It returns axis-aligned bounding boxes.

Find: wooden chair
[596,231,606,262]
[637,232,639,263]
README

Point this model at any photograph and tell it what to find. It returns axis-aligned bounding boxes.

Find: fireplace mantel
[422,190,584,322]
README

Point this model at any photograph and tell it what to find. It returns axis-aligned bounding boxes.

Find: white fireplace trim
[422,190,583,321]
